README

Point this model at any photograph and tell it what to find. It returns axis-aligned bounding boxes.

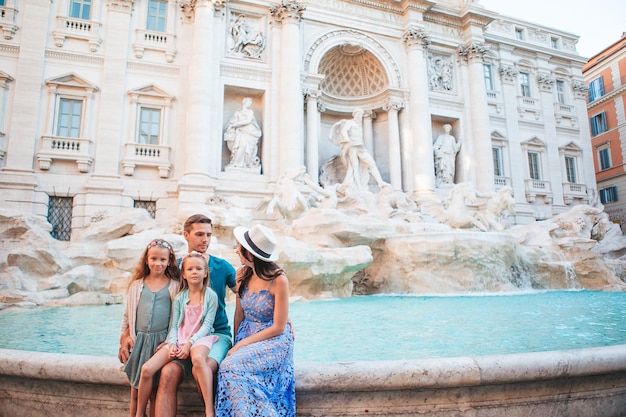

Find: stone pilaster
[403,27,435,194]
[270,0,306,174]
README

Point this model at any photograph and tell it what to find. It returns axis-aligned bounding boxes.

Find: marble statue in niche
[224,97,262,171]
[433,124,461,186]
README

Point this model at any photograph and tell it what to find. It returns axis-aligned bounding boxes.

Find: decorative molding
[270,0,306,24]
[220,63,271,82]
[127,61,181,76]
[45,50,105,66]
[0,44,19,56]
[106,0,134,13]
[303,29,402,88]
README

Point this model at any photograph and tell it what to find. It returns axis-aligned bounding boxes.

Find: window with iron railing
[48,196,73,241]
[134,200,156,218]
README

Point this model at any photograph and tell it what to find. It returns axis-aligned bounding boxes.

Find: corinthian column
[304,89,321,183]
[182,0,215,179]
[270,0,306,174]
[383,101,404,190]
[403,27,435,194]
[459,41,494,193]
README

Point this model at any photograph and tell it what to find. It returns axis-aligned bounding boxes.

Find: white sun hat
[234,224,279,261]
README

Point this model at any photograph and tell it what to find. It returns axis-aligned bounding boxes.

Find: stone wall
[1,346,625,416]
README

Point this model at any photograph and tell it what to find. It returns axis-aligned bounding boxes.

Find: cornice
[45,50,104,66]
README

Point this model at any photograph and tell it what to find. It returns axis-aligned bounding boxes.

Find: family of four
[118,214,295,416]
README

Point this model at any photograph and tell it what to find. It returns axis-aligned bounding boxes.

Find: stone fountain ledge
[1,346,625,416]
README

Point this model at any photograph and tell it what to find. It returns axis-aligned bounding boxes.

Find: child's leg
[130,387,138,417]
[190,345,215,417]
[135,347,172,417]
[148,388,157,417]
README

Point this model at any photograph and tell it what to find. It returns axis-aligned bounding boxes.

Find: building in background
[0,0,596,239]
[583,33,626,231]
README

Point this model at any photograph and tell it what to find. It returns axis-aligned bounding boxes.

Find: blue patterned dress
[216,288,295,416]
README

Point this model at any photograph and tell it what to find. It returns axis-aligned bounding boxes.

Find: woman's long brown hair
[237,245,283,298]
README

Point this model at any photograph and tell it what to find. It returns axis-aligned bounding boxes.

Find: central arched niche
[315,42,392,184]
[318,43,388,98]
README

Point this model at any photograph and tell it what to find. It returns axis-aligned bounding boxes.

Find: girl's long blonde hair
[128,239,179,288]
[179,251,210,293]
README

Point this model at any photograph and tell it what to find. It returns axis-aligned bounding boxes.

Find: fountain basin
[1,346,625,417]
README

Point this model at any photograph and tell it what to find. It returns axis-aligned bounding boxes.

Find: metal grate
[134,200,156,218]
[47,196,73,241]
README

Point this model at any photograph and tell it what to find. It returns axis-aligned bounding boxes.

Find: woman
[215,224,295,416]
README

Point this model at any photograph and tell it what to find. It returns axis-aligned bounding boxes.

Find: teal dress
[123,284,172,388]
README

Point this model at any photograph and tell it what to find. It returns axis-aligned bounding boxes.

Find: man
[119,214,236,416]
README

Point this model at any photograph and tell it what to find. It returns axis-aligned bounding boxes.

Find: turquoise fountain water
[2,290,625,362]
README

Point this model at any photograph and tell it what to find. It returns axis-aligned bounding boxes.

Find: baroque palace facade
[0,0,595,238]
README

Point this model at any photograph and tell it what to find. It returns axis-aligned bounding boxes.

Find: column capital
[303,88,321,101]
[270,0,306,24]
[363,109,377,120]
[403,27,430,49]
[537,73,555,92]
[458,41,488,63]
[498,64,518,84]
[178,0,224,20]
[571,80,589,99]
[383,101,404,112]
[106,0,134,13]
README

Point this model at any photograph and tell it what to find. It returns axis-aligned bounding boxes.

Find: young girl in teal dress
[119,239,180,417]
[135,251,220,417]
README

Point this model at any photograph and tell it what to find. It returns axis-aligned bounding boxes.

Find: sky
[478,0,626,58]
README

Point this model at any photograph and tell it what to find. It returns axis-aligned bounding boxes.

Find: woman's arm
[232,290,244,342]
[232,274,289,351]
